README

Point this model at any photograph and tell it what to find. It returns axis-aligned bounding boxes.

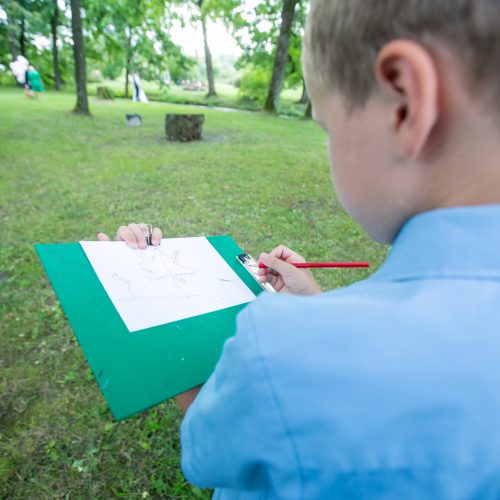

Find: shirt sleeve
[180,302,292,490]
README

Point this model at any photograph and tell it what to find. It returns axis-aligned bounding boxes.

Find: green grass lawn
[0,88,387,498]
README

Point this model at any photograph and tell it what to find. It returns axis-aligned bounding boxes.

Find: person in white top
[131,73,148,103]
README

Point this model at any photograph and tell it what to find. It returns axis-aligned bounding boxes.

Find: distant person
[24,68,32,98]
[132,73,148,103]
[26,65,44,98]
[9,55,29,95]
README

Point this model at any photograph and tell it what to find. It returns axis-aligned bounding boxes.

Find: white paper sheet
[80,237,256,332]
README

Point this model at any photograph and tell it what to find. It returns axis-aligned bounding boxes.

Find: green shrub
[0,70,17,87]
[87,69,104,83]
[102,61,123,80]
[96,86,114,100]
[238,66,269,106]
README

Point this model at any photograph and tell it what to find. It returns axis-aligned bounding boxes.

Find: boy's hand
[257,245,321,295]
[97,223,162,249]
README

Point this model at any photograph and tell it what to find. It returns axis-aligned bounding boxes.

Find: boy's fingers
[116,226,139,248]
[258,273,278,287]
[128,223,148,249]
[115,223,159,249]
[115,226,128,241]
[260,252,296,277]
[269,245,306,264]
[270,245,293,260]
[116,226,130,242]
[256,265,270,277]
[137,223,161,246]
[97,232,110,241]
[151,227,162,245]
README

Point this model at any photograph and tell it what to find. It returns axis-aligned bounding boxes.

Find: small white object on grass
[125,113,142,126]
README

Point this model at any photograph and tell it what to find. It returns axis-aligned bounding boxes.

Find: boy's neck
[422,106,500,212]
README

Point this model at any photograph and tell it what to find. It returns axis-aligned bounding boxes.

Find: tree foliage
[85,0,192,95]
[0,0,74,87]
[0,0,193,92]
[0,0,310,115]
[226,0,307,109]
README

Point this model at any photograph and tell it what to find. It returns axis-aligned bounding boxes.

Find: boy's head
[303,0,500,243]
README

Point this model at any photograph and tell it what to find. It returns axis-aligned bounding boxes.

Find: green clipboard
[35,236,263,420]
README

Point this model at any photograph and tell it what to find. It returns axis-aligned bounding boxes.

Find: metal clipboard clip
[144,224,153,246]
[237,253,276,293]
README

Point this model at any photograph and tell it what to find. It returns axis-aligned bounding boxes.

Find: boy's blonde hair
[303,0,500,108]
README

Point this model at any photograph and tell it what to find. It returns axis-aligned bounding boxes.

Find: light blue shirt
[181,205,500,499]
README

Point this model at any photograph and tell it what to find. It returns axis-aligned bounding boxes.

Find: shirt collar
[371,205,500,282]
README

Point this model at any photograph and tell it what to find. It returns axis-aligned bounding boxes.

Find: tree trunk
[125,65,130,98]
[298,77,309,104]
[304,100,312,119]
[51,0,62,90]
[264,0,298,113]
[19,16,26,57]
[201,14,216,97]
[70,0,91,115]
[124,30,132,98]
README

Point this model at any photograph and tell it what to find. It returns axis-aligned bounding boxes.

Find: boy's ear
[375,40,439,159]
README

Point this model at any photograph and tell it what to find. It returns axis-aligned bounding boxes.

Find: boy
[99,0,500,497]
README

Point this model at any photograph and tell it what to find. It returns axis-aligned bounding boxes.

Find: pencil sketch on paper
[112,245,240,305]
[80,237,256,332]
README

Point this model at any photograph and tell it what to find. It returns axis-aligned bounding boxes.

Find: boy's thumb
[260,252,295,276]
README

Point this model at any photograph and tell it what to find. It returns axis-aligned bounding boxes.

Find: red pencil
[258,262,370,269]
